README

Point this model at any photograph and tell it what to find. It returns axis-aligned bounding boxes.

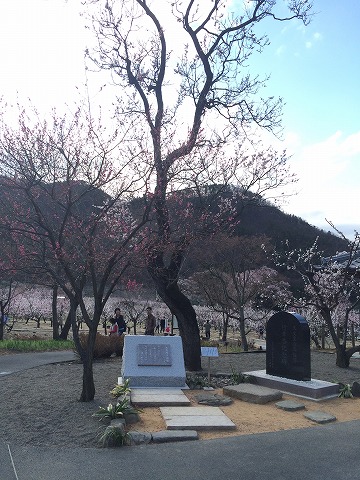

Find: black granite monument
[266,311,311,381]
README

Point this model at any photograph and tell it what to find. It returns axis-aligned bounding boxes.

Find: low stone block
[304,411,337,424]
[125,431,153,446]
[110,418,126,431]
[223,384,282,404]
[351,381,360,397]
[124,412,140,425]
[275,400,306,411]
[196,394,233,406]
[151,430,198,443]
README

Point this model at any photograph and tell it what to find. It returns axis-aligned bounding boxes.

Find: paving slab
[196,393,233,406]
[275,400,306,411]
[160,406,236,431]
[304,411,337,424]
[151,430,199,443]
[223,383,282,404]
[131,388,191,406]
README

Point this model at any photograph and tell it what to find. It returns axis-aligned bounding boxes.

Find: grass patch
[0,338,74,353]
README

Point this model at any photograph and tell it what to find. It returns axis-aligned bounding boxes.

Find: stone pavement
[0,351,77,377]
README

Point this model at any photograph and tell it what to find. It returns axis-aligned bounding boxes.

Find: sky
[0,0,359,241]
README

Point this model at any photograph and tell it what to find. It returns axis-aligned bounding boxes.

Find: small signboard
[201,347,219,358]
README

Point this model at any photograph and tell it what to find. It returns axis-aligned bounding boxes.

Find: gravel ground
[1,351,360,448]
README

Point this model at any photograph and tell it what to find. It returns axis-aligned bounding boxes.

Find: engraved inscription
[137,344,172,366]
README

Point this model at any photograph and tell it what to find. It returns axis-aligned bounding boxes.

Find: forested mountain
[0,180,347,285]
[233,201,346,255]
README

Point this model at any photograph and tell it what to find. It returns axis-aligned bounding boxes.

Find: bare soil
[1,354,360,448]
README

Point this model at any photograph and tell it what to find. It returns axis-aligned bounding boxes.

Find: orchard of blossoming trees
[0,1,318,400]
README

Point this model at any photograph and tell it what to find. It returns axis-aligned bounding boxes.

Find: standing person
[113,308,126,336]
[155,318,160,333]
[145,306,156,335]
[204,320,211,339]
[160,317,166,333]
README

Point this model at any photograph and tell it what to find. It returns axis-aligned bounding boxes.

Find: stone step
[304,411,337,424]
[131,388,191,406]
[160,406,236,431]
[151,430,199,443]
[223,383,283,404]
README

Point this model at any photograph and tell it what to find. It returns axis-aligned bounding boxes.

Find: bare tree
[190,234,291,349]
[86,0,313,369]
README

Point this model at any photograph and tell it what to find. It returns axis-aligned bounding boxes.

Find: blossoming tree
[85,0,311,369]
[0,103,149,400]
[273,231,360,368]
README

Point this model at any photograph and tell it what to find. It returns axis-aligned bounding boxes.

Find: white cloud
[283,131,360,232]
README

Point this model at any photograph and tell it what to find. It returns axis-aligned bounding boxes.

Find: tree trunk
[51,285,60,340]
[70,301,96,401]
[0,301,4,341]
[154,280,201,371]
[321,325,326,349]
[238,307,248,351]
[221,313,229,342]
[59,308,74,340]
[79,347,96,402]
[336,344,350,368]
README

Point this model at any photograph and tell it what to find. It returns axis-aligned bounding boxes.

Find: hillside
[233,201,347,255]
[0,180,348,285]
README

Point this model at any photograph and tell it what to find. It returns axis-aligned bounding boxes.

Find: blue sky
[0,0,359,240]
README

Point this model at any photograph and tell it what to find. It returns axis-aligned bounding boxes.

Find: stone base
[223,384,282,404]
[245,370,339,401]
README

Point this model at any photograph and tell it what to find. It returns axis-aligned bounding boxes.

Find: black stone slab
[266,311,311,381]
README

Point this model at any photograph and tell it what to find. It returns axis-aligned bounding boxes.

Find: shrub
[110,379,131,398]
[93,398,141,421]
[79,333,124,359]
[98,426,128,447]
[338,383,353,398]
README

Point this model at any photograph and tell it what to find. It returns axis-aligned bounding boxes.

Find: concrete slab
[245,370,339,401]
[275,400,306,411]
[223,383,283,404]
[160,406,236,431]
[131,388,191,406]
[304,411,337,424]
[151,430,199,443]
[161,406,224,416]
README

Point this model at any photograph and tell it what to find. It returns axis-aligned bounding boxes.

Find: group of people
[107,306,161,337]
[108,308,127,336]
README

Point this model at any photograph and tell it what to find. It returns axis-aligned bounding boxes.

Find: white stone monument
[121,335,187,388]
